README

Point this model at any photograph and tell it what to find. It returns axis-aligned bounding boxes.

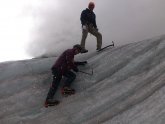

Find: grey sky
[27,0,165,57]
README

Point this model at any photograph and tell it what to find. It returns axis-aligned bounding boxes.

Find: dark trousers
[46,68,76,100]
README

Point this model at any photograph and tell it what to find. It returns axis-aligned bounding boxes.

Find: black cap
[73,44,82,51]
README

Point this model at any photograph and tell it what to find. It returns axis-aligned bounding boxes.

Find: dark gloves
[81,61,87,65]
[74,61,88,66]
[73,67,79,72]
[73,61,87,72]
[95,28,98,32]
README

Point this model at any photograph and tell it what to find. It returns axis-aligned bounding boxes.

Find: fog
[25,0,165,57]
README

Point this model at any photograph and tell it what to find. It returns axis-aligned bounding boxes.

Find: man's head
[73,44,82,54]
[88,2,95,11]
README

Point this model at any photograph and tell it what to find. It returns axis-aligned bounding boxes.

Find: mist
[26,0,165,57]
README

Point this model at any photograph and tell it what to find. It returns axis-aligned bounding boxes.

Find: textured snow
[0,35,165,124]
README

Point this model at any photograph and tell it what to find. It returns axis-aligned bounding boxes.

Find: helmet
[73,44,82,51]
[88,2,95,9]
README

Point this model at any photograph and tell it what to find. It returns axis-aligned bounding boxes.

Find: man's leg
[80,28,88,52]
[89,27,102,50]
[63,71,76,88]
[46,69,62,101]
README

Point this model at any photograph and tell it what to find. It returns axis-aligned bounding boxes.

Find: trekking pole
[79,68,93,76]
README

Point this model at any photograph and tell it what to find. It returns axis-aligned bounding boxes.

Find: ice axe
[97,41,114,52]
[79,68,93,76]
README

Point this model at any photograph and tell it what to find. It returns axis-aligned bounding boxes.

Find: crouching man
[45,44,87,107]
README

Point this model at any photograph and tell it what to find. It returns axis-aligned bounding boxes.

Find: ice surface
[0,35,165,124]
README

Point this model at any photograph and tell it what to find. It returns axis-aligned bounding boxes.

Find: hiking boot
[44,99,60,108]
[96,47,102,51]
[81,49,88,53]
[61,87,75,96]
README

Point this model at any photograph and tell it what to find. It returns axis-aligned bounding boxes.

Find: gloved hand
[74,61,88,66]
[81,61,88,65]
[82,25,87,30]
[95,28,98,32]
[73,67,79,72]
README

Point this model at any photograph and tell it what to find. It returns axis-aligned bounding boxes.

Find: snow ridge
[0,35,165,124]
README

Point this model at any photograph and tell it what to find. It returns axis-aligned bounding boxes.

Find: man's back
[52,49,75,73]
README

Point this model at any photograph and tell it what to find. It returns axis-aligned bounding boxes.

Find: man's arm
[93,13,97,28]
[80,10,87,25]
[66,52,75,67]
[65,51,78,71]
[74,61,88,66]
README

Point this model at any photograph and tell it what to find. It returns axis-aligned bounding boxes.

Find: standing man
[45,44,87,107]
[80,2,102,53]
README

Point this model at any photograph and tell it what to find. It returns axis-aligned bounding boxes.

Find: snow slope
[0,35,165,124]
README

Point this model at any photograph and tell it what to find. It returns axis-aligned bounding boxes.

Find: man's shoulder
[82,8,95,14]
[82,8,89,12]
[65,49,75,54]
